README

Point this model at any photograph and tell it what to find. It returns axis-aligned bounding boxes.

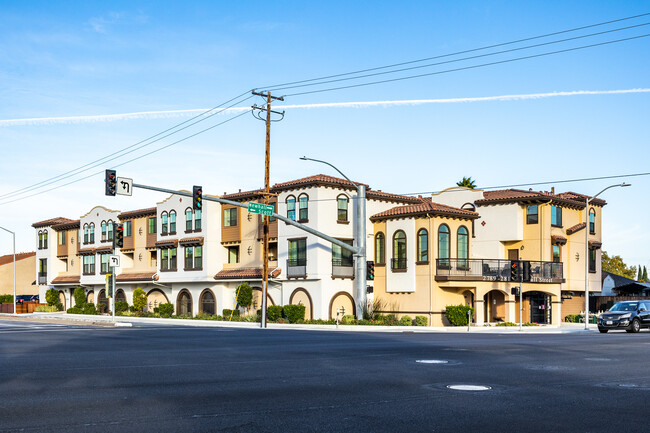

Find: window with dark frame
[589,248,596,272]
[551,206,562,227]
[169,211,176,233]
[589,208,596,234]
[417,229,428,263]
[124,220,132,237]
[298,194,308,221]
[438,224,450,268]
[457,226,469,268]
[43,230,48,249]
[89,224,94,243]
[184,246,202,270]
[332,239,354,267]
[287,196,296,221]
[227,245,239,264]
[148,217,157,234]
[392,230,407,270]
[186,208,193,231]
[288,238,306,266]
[224,208,237,227]
[552,244,561,263]
[375,232,385,265]
[161,212,168,234]
[526,205,538,224]
[337,195,348,222]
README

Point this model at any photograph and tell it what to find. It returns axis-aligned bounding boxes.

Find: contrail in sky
[1,89,648,126]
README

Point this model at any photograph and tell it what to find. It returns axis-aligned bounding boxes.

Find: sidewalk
[1,312,599,334]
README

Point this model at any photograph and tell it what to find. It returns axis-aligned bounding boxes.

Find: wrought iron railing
[287,259,307,278]
[332,258,354,278]
[435,258,563,283]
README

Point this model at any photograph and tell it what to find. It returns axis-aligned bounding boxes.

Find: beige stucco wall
[0,255,37,296]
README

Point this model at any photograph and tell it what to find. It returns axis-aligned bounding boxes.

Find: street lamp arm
[589,183,631,204]
[300,156,358,189]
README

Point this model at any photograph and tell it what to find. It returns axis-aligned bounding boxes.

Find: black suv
[598,300,650,333]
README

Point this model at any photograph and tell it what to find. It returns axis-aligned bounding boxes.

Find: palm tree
[456,176,477,189]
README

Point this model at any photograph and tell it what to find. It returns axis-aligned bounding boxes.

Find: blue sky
[0,1,648,270]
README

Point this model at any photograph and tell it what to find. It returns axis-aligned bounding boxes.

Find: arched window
[38,231,43,249]
[375,232,385,265]
[185,208,193,231]
[101,221,107,241]
[107,220,113,240]
[337,195,349,222]
[161,211,168,234]
[200,290,216,315]
[177,290,192,316]
[589,208,596,234]
[298,194,309,221]
[438,224,450,267]
[83,224,89,244]
[392,230,407,270]
[89,224,95,243]
[286,196,296,221]
[195,209,201,230]
[169,210,176,233]
[417,229,428,263]
[457,226,469,268]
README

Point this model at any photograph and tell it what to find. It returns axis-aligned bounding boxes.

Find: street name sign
[248,202,274,216]
[116,177,133,196]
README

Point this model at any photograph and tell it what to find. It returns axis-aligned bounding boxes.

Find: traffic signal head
[105,169,117,196]
[366,260,375,280]
[113,222,123,249]
[522,260,532,282]
[510,260,520,281]
[193,185,202,210]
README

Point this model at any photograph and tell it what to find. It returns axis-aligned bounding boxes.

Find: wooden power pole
[252,91,284,328]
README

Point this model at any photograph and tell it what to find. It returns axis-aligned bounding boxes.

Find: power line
[270,22,650,93]
[283,33,650,97]
[402,172,650,196]
[259,12,650,91]
[0,91,253,200]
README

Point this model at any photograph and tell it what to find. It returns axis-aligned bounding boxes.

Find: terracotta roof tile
[78,248,95,256]
[551,235,567,245]
[118,207,156,220]
[0,252,36,266]
[557,192,607,207]
[52,220,80,231]
[116,272,157,282]
[179,237,204,246]
[214,267,281,280]
[32,217,76,228]
[476,189,591,209]
[221,189,265,201]
[51,275,80,284]
[155,240,178,248]
[566,222,586,235]
[370,199,479,222]
[589,240,603,250]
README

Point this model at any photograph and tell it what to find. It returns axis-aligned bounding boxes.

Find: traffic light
[105,169,117,196]
[366,260,375,280]
[193,185,202,210]
[113,223,123,249]
[522,260,532,282]
[510,260,520,281]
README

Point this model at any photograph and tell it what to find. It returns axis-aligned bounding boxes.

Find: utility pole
[252,91,284,329]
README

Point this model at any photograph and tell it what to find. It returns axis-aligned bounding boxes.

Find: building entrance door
[528,292,551,324]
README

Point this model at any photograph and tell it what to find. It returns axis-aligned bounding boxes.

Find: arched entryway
[252,287,275,311]
[58,291,66,310]
[329,291,355,319]
[146,289,169,312]
[199,289,216,315]
[115,289,126,305]
[86,291,94,304]
[97,289,108,314]
[484,290,506,323]
[176,289,192,316]
[289,287,313,320]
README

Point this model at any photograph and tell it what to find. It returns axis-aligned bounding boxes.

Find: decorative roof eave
[118,207,156,220]
[32,217,76,228]
[214,267,281,280]
[551,235,567,245]
[566,222,586,235]
[179,237,204,246]
[116,272,158,282]
[369,200,479,223]
[95,246,113,254]
[155,239,178,248]
[78,248,95,256]
[221,189,265,202]
[589,241,603,250]
[52,220,80,231]
[51,275,80,285]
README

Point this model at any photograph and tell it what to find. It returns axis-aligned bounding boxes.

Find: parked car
[15,295,39,304]
[598,300,650,333]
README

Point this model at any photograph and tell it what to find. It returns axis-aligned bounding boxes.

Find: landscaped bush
[45,288,59,306]
[132,288,147,313]
[236,283,253,310]
[115,301,129,313]
[400,315,413,326]
[381,314,400,326]
[73,287,86,307]
[66,306,83,314]
[222,309,241,319]
[496,322,517,327]
[82,303,97,315]
[0,295,14,303]
[283,304,306,323]
[341,314,357,325]
[35,305,59,312]
[266,305,283,322]
[445,305,474,326]
[415,316,428,326]
[564,314,581,323]
[157,303,174,317]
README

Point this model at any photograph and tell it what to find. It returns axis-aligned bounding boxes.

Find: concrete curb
[7,313,600,334]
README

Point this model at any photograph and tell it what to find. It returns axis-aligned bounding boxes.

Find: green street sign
[248,202,274,216]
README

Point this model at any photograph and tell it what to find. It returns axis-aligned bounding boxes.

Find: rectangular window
[148,217,157,234]
[186,209,193,232]
[552,245,561,263]
[287,199,296,221]
[228,246,239,264]
[288,239,307,266]
[169,212,176,233]
[589,249,596,272]
[195,209,202,230]
[224,208,237,227]
[89,228,94,243]
[184,246,203,270]
[150,251,157,268]
[375,235,385,265]
[39,258,47,274]
[551,206,562,227]
[57,231,66,245]
[160,247,177,271]
[101,253,109,274]
[107,222,114,241]
[84,227,89,244]
[124,221,132,237]
[83,255,95,275]
[332,240,354,267]
[337,197,348,222]
[185,247,194,269]
[101,224,107,242]
[194,246,202,269]
[298,196,308,221]
[526,205,538,224]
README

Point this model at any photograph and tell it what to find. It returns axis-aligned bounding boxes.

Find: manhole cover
[416,360,449,364]
[447,384,492,391]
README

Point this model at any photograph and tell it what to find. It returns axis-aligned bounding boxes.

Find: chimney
[551,187,555,194]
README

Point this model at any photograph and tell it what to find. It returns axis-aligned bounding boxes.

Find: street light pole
[300,157,367,319]
[0,226,16,316]
[584,183,630,330]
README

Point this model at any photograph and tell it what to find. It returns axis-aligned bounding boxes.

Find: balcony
[38,272,47,284]
[332,258,354,278]
[286,259,307,278]
[435,259,564,283]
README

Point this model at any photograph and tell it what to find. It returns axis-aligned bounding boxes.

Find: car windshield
[609,302,638,312]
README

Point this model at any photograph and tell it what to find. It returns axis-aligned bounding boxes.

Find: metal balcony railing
[38,272,47,284]
[332,258,354,278]
[435,258,563,283]
[287,258,307,278]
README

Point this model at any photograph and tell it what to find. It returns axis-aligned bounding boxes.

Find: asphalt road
[1,320,649,433]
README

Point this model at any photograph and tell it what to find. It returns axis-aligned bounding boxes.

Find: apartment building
[370,187,606,325]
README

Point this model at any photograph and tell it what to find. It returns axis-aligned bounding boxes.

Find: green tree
[132,288,148,313]
[643,266,648,282]
[456,176,477,189]
[601,251,636,279]
[73,287,86,307]
[45,288,59,306]
[236,283,253,310]
[639,266,643,281]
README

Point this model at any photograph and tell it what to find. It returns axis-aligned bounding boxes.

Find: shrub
[82,303,97,315]
[564,314,581,323]
[283,304,306,324]
[158,303,174,317]
[222,309,241,319]
[415,316,428,326]
[35,305,59,312]
[115,301,129,313]
[445,305,474,326]
[132,288,148,313]
[267,305,283,322]
[236,283,253,309]
[496,322,517,327]
[275,317,288,324]
[400,315,413,326]
[96,303,107,314]
[381,314,400,326]
[195,311,214,320]
[341,314,357,325]
[73,287,86,307]
[0,294,14,303]
[45,288,59,306]
[66,306,83,314]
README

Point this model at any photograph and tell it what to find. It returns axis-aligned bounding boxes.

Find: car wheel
[630,319,641,333]
[598,328,608,333]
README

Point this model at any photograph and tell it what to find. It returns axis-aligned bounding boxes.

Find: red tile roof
[51,275,80,284]
[551,235,567,245]
[214,267,282,280]
[476,189,592,209]
[32,217,76,228]
[557,192,607,207]
[566,222,586,235]
[155,240,178,248]
[118,207,156,220]
[116,272,157,282]
[179,237,204,246]
[52,220,80,231]
[370,199,479,222]
[0,252,35,266]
